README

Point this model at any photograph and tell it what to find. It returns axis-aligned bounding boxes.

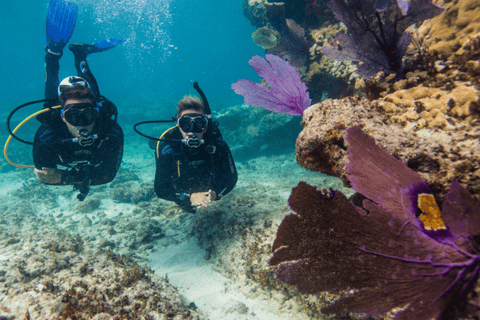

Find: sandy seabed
[0,140,353,320]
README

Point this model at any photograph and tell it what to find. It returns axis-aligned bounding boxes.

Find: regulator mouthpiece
[183,135,204,148]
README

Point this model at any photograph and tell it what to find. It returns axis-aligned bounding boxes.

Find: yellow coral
[417,193,446,231]
[381,81,479,130]
[418,0,480,58]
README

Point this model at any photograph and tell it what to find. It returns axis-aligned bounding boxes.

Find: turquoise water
[1,0,263,122]
[0,2,337,318]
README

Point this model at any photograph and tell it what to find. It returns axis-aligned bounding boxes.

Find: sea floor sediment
[0,142,352,319]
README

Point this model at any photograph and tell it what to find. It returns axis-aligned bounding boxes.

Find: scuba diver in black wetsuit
[154,96,238,212]
[134,83,238,214]
[33,75,123,201]
[5,0,124,201]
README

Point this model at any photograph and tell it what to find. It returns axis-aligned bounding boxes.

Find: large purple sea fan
[265,2,310,68]
[232,54,311,115]
[270,126,480,319]
[376,0,412,15]
[321,0,444,78]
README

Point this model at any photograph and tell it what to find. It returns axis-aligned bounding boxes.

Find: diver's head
[58,76,95,104]
[176,96,208,143]
[58,77,98,137]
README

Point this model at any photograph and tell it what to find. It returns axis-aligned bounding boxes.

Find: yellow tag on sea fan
[418,193,446,231]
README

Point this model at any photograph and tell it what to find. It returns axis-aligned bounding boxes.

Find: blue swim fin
[92,38,126,53]
[69,38,126,57]
[46,0,78,54]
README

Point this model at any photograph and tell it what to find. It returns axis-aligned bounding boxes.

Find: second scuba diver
[151,90,238,213]
[33,0,124,200]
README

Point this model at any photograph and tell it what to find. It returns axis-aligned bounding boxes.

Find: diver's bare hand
[34,167,62,184]
[190,190,217,208]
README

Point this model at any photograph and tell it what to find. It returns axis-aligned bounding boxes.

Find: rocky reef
[0,197,202,319]
[240,0,479,202]
[296,94,479,204]
[418,0,480,61]
[238,0,480,318]
[243,0,480,105]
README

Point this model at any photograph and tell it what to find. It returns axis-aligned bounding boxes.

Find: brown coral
[296,97,480,203]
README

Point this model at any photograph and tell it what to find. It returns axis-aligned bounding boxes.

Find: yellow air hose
[155,126,177,158]
[4,106,62,168]
[164,206,180,219]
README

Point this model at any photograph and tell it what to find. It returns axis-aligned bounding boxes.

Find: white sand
[0,174,24,197]
[148,239,291,320]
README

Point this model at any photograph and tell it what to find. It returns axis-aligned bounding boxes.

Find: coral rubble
[0,215,201,319]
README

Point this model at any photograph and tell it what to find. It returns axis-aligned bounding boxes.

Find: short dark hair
[59,84,96,107]
[176,96,204,118]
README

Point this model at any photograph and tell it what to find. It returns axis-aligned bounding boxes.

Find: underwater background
[1,0,263,120]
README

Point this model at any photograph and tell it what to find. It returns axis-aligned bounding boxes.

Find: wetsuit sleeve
[33,124,64,185]
[44,52,60,104]
[154,144,191,206]
[90,123,124,185]
[212,140,238,199]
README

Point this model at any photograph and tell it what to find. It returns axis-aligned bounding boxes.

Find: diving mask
[62,103,99,126]
[177,113,208,133]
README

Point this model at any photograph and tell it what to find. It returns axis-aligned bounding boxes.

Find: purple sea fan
[232,54,311,115]
[321,0,444,78]
[375,0,411,15]
[269,126,480,319]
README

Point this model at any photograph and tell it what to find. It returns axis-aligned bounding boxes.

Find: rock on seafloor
[296,96,479,203]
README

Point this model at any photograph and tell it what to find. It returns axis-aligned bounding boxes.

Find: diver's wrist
[178,192,190,201]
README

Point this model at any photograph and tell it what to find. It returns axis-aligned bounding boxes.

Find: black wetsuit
[33,118,123,186]
[35,45,123,186]
[154,127,238,207]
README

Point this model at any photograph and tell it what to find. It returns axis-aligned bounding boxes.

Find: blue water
[1,0,263,123]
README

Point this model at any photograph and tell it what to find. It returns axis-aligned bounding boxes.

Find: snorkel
[192,81,211,118]
[192,80,219,139]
